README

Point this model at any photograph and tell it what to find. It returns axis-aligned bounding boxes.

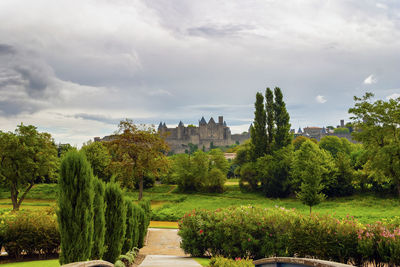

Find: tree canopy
[349,93,400,196]
[0,124,58,211]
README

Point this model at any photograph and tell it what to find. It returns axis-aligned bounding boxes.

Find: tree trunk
[138,175,143,201]
[11,183,34,211]
[309,206,312,215]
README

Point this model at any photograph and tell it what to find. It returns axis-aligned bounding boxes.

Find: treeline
[234,89,400,204]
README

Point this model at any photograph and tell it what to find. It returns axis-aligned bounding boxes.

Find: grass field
[1,182,399,224]
[0,260,59,267]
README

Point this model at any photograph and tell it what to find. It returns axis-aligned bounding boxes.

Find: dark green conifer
[91,177,106,259]
[122,199,135,253]
[274,87,291,150]
[57,151,94,265]
[103,182,127,263]
[250,92,267,160]
[265,88,275,154]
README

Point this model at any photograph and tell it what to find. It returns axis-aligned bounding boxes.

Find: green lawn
[193,257,210,266]
[1,182,399,224]
[0,259,59,267]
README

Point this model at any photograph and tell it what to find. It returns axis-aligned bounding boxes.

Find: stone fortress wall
[158,116,250,154]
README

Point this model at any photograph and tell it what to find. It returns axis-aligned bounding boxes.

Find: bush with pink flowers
[178,206,400,266]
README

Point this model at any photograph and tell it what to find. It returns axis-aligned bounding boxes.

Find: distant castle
[158,116,249,153]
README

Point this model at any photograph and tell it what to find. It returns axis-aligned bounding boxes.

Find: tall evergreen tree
[91,178,107,260]
[122,199,135,253]
[265,88,275,155]
[274,87,291,150]
[57,151,94,265]
[103,182,127,263]
[250,92,267,160]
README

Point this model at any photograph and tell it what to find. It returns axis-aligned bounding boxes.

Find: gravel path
[138,228,201,267]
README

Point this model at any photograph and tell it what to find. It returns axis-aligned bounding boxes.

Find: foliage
[103,182,127,263]
[319,136,353,158]
[349,93,400,196]
[258,145,293,197]
[116,248,139,267]
[138,200,151,248]
[173,150,228,193]
[210,256,253,267]
[179,206,400,265]
[122,200,135,253]
[0,124,58,211]
[292,141,328,212]
[273,87,291,150]
[334,127,350,134]
[292,136,312,151]
[106,119,169,200]
[265,88,275,155]
[250,92,267,160]
[57,151,94,265]
[239,162,259,191]
[1,209,59,259]
[91,178,107,260]
[81,141,111,182]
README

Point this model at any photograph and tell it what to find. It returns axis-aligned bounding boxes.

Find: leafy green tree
[292,141,326,213]
[251,92,267,160]
[274,87,291,150]
[138,200,151,248]
[349,93,400,196]
[208,149,229,174]
[205,168,226,193]
[319,136,353,158]
[57,151,94,264]
[258,145,293,197]
[332,152,354,196]
[107,119,169,200]
[91,178,106,260]
[81,141,112,182]
[103,182,127,263]
[334,127,350,134]
[239,162,259,191]
[292,136,313,151]
[265,88,275,154]
[0,124,58,211]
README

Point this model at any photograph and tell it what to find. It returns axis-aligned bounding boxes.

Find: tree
[0,124,58,211]
[258,145,293,197]
[208,149,229,174]
[334,127,350,134]
[81,141,111,182]
[319,136,353,158]
[349,93,400,196]
[292,136,312,151]
[91,178,106,260]
[57,151,94,264]
[103,182,127,263]
[251,92,267,160]
[274,87,291,150]
[265,88,275,154]
[106,119,169,200]
[122,199,135,254]
[292,141,326,213]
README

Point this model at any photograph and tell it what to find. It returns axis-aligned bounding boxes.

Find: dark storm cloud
[0,44,15,55]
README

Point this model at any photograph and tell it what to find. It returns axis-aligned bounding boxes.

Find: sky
[0,0,399,146]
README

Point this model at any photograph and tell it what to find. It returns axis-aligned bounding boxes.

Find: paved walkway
[138,228,201,267]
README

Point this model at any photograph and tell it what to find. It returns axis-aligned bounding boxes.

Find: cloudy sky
[0,0,399,146]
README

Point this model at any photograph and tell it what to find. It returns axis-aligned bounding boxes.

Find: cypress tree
[91,177,107,259]
[274,87,291,150]
[122,199,135,253]
[137,206,146,248]
[57,151,94,265]
[265,87,275,155]
[103,182,127,263]
[138,200,151,248]
[250,92,267,160]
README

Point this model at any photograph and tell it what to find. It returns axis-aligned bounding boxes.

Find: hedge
[0,209,60,259]
[178,206,400,266]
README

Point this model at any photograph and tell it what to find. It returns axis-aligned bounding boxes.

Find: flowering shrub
[1,208,60,259]
[178,206,400,266]
[209,256,253,267]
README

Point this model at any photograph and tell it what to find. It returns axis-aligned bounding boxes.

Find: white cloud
[364,74,377,84]
[386,93,400,100]
[316,95,327,104]
[376,3,388,9]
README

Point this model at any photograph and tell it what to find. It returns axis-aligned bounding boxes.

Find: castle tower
[218,116,223,125]
[177,121,184,139]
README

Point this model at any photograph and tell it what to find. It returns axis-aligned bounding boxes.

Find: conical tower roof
[178,121,184,127]
[208,117,215,124]
[199,116,207,125]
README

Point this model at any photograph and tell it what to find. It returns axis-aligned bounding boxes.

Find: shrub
[103,182,127,263]
[178,206,400,266]
[138,200,151,248]
[210,256,253,267]
[205,168,226,193]
[91,177,107,259]
[57,151,94,264]
[2,209,59,259]
[115,248,139,267]
[122,199,135,253]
